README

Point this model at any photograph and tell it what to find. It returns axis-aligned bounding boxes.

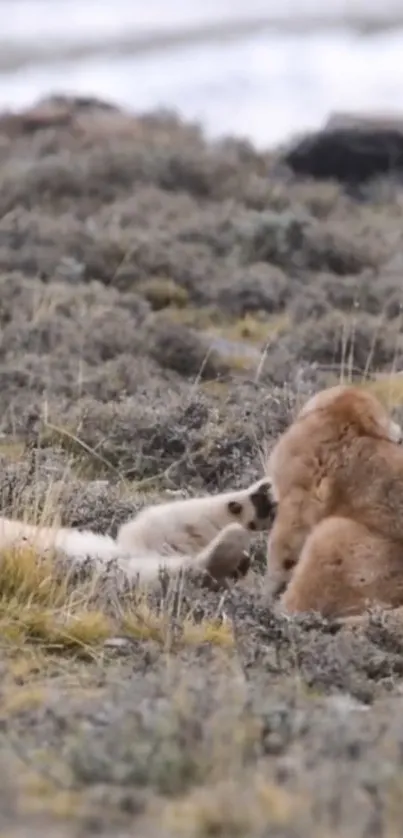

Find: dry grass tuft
[199,380,230,398]
[157,305,222,330]
[158,307,290,346]
[137,277,189,311]
[207,312,291,345]
[0,542,66,606]
[0,439,26,462]
[0,540,110,656]
[1,685,49,716]
[224,353,256,372]
[164,775,305,837]
[21,776,87,820]
[0,531,235,660]
[362,374,403,408]
[122,598,234,650]
[182,617,234,648]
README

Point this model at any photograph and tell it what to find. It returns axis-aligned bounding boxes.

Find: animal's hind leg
[278,516,403,620]
[193,524,252,588]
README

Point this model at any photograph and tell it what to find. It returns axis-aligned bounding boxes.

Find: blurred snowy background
[2,0,403,148]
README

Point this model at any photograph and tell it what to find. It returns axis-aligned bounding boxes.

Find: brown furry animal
[265,384,403,619]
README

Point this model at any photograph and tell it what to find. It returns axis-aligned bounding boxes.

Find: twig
[222,581,250,684]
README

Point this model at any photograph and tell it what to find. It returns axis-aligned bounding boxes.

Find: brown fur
[265,384,403,619]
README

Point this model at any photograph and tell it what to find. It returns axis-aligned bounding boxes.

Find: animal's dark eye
[283,558,296,571]
[228,500,242,516]
[248,521,257,531]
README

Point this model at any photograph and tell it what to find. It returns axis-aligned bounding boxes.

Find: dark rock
[283,126,403,185]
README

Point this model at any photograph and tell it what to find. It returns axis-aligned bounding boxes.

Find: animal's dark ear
[283,557,296,571]
[228,500,243,516]
[250,481,277,520]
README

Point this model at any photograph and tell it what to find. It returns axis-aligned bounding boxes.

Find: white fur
[389,419,403,444]
[117,484,263,554]
[0,478,271,585]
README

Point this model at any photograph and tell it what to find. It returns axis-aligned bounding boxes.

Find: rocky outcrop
[282,114,403,185]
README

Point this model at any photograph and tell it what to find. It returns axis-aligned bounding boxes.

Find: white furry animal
[0,478,275,587]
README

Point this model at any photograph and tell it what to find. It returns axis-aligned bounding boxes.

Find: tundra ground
[0,96,403,837]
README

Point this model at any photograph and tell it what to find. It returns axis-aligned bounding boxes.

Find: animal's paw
[202,523,251,589]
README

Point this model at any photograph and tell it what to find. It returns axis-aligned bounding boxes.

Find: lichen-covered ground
[2,95,403,837]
